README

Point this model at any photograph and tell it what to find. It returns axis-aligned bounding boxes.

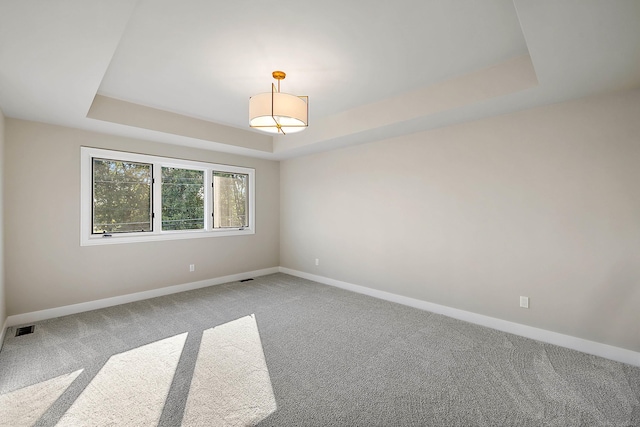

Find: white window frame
[81,147,255,246]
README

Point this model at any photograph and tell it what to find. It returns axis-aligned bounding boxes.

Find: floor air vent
[239,278,254,283]
[15,325,35,337]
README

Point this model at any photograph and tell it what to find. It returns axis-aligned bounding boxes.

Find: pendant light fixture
[249,71,308,134]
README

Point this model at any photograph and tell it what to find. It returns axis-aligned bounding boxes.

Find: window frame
[212,170,250,230]
[92,157,154,234]
[81,147,255,246]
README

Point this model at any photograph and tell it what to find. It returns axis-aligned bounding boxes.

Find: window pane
[93,159,152,233]
[162,167,205,230]
[213,172,248,228]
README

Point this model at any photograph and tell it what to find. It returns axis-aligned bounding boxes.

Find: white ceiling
[1,0,639,159]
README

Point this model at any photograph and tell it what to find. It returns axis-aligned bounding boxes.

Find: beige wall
[281,89,640,352]
[0,108,5,329]
[4,119,280,315]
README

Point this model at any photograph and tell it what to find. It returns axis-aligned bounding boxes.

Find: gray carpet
[1,273,639,426]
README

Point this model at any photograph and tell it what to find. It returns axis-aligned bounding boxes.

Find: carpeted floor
[0,273,638,426]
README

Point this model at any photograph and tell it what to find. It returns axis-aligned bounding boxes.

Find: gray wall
[4,119,280,315]
[280,89,640,352]
[0,108,5,329]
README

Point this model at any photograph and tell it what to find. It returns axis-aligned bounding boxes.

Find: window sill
[80,228,255,246]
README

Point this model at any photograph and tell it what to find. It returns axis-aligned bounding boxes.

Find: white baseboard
[5,267,279,328]
[5,266,639,368]
[0,317,7,351]
[279,267,640,368]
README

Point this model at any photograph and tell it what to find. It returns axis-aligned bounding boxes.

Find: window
[213,172,248,229]
[93,159,153,233]
[162,167,205,231]
[81,147,255,246]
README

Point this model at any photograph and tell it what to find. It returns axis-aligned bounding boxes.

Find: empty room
[0,0,639,425]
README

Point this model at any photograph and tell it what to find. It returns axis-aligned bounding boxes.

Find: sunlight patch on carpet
[182,314,277,426]
[0,369,82,427]
[57,333,187,426]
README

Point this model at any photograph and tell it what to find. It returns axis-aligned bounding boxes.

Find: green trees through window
[162,167,205,230]
[93,159,152,233]
[213,172,248,228]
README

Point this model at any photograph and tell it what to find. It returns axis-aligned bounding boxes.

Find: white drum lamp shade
[249,71,308,134]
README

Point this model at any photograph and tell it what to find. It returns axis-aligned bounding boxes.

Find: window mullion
[204,168,212,231]
[153,162,162,234]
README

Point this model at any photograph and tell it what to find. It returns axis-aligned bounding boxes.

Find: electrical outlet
[189,264,195,272]
[315,258,319,266]
[520,296,529,309]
